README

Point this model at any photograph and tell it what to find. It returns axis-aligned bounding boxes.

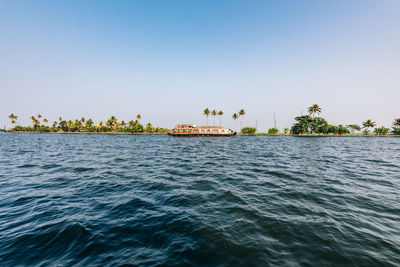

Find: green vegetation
[268,127,279,135]
[329,125,350,135]
[392,118,400,135]
[308,104,322,118]
[232,113,238,130]
[211,110,217,126]
[362,119,376,135]
[239,109,245,129]
[203,108,210,126]
[8,114,169,134]
[241,127,256,135]
[347,124,361,133]
[291,115,329,135]
[289,105,398,136]
[374,126,390,136]
[8,113,18,126]
[6,109,399,137]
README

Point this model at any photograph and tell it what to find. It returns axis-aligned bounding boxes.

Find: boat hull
[168,132,236,137]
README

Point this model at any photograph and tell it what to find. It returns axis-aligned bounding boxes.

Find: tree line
[289,105,400,136]
[7,114,169,134]
[6,107,399,136]
[203,108,245,130]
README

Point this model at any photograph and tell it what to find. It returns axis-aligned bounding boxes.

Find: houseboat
[168,124,236,137]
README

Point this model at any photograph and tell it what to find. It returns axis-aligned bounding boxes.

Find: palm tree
[362,119,376,134]
[136,114,142,122]
[146,123,153,133]
[283,127,289,134]
[80,117,85,124]
[97,121,104,132]
[120,120,126,129]
[203,108,210,126]
[347,124,361,134]
[85,119,94,129]
[211,110,217,126]
[74,119,82,131]
[8,113,18,126]
[232,113,239,131]
[218,110,223,126]
[37,114,42,125]
[392,118,400,135]
[106,116,118,130]
[393,118,400,128]
[43,118,48,126]
[308,104,322,118]
[52,121,58,131]
[238,109,245,129]
[59,117,63,122]
[30,116,39,128]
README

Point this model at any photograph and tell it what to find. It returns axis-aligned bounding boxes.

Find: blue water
[0,133,399,266]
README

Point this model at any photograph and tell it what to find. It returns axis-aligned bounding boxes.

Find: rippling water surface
[0,133,399,266]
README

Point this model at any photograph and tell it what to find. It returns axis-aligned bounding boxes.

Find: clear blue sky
[1,0,399,130]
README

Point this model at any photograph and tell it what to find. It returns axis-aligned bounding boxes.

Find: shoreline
[3,131,400,137]
[4,131,168,135]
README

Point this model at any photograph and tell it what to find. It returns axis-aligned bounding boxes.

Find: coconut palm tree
[74,119,82,131]
[136,114,142,122]
[218,110,223,126]
[362,119,376,134]
[203,108,210,126]
[308,104,322,118]
[232,113,239,131]
[43,118,48,126]
[283,127,289,134]
[85,119,94,129]
[37,114,43,125]
[238,109,245,129]
[8,113,18,126]
[393,118,400,127]
[211,110,217,126]
[374,126,390,136]
[146,123,153,133]
[106,116,118,131]
[30,116,39,128]
[97,121,103,132]
[120,120,126,130]
[392,118,400,135]
[347,124,361,134]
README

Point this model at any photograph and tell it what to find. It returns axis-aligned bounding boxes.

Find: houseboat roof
[174,124,225,129]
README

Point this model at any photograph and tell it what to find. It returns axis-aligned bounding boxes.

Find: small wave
[1,134,400,266]
[17,164,37,168]
[41,163,62,170]
[73,167,94,172]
